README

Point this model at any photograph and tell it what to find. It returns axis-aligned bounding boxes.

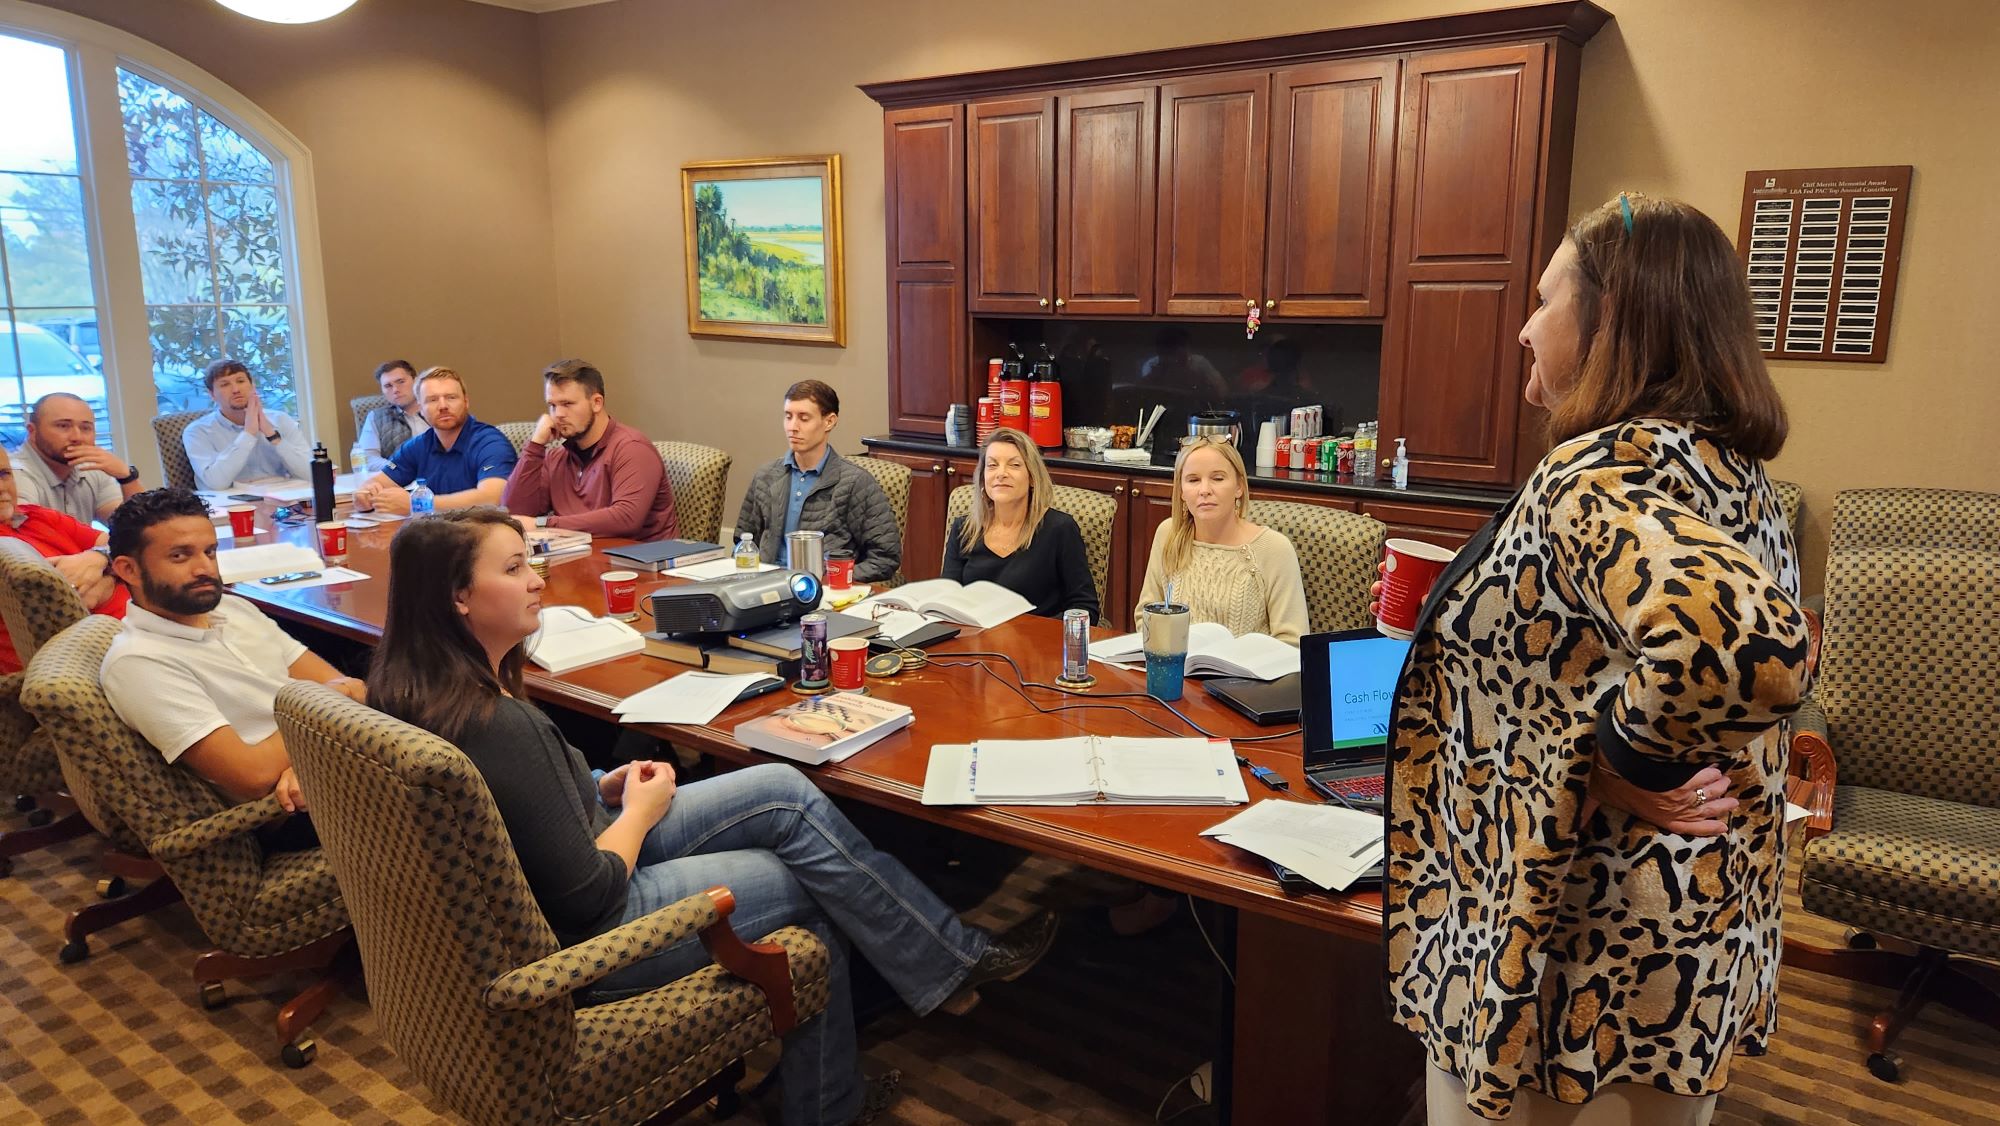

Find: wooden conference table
[237,512,1421,1124]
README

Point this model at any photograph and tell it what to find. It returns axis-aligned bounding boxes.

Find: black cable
[918,648,1304,742]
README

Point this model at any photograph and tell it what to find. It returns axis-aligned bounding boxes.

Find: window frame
[0,0,336,480]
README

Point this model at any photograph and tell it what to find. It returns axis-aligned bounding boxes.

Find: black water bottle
[310,443,335,518]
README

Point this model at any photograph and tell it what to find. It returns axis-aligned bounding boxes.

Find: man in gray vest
[353,359,429,472]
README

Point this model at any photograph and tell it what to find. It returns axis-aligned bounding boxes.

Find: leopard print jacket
[1385,418,1812,1118]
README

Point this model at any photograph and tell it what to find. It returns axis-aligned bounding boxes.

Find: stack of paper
[1201,800,1384,891]
[613,671,782,725]
[217,543,326,585]
[672,557,777,581]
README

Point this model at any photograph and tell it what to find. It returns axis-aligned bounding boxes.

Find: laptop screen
[1300,628,1411,763]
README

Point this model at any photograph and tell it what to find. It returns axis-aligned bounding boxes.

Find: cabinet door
[1124,478,1178,625]
[1360,499,1492,553]
[884,105,967,438]
[868,451,954,583]
[1266,58,1398,318]
[1056,87,1157,315]
[1156,73,1269,317]
[967,97,1056,314]
[1378,44,1547,485]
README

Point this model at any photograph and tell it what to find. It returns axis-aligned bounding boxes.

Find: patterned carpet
[2,811,1996,1126]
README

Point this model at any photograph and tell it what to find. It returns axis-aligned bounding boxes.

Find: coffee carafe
[1027,343,1063,449]
[999,343,1028,433]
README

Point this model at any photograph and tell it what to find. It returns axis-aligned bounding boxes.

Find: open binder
[922,737,1248,806]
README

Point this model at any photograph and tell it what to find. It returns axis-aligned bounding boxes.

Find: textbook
[643,631,800,679]
[526,527,592,560]
[1089,622,1300,681]
[526,605,646,673]
[921,737,1248,806]
[725,611,877,660]
[217,543,326,585]
[603,538,729,573]
[733,693,915,766]
[851,579,1032,629]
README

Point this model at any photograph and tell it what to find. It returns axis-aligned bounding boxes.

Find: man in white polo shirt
[100,489,365,844]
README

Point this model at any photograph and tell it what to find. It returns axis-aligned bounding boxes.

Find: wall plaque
[1735,165,1911,364]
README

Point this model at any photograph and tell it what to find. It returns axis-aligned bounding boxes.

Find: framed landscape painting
[681,154,846,346]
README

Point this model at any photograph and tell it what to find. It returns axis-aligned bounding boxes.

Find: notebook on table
[603,538,729,572]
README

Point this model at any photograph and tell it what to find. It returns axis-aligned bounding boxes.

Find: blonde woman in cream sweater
[1135,436,1310,645]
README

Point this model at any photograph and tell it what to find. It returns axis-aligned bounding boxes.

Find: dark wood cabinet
[1378,44,1549,485]
[967,96,1056,314]
[1057,87,1158,316]
[867,450,961,583]
[1360,498,1491,552]
[883,105,967,438]
[1265,58,1399,318]
[1156,74,1269,317]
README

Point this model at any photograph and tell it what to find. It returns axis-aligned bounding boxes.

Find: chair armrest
[149,794,290,862]
[483,886,800,1033]
[1789,697,1835,842]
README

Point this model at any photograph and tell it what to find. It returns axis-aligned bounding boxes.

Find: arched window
[0,2,332,477]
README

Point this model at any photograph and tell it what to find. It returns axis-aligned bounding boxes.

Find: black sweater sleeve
[457,699,629,943]
[940,516,968,583]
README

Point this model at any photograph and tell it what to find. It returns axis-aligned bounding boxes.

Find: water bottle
[734,531,759,569]
[310,443,336,518]
[348,440,369,475]
[410,477,435,515]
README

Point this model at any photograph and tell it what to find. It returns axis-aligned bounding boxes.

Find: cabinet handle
[945,465,956,476]
[1246,300,1256,308]
[1054,298,1066,308]
[1114,485,1126,495]
[1038,298,1049,307]
[929,463,943,472]
[1265,299,1275,309]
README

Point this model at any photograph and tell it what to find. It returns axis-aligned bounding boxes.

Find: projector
[649,570,823,635]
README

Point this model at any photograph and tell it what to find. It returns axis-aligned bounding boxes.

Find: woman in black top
[366,510,1056,1126]
[941,428,1100,622]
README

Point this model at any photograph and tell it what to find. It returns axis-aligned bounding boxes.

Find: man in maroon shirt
[502,359,678,541]
[0,445,128,674]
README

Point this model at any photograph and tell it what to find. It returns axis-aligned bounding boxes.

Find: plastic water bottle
[348,440,369,475]
[734,531,759,569]
[410,477,435,515]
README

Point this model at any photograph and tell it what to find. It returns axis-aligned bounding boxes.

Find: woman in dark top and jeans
[941,428,1099,622]
[366,509,1056,1126]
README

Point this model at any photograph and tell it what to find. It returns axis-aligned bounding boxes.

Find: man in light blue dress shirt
[181,359,314,491]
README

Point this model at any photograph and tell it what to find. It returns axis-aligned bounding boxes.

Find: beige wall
[540,0,2000,586]
[31,0,561,447]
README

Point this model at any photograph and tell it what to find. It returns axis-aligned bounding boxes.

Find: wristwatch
[114,463,140,485]
[264,430,282,444]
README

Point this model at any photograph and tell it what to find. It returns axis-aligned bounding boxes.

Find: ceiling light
[213,0,361,23]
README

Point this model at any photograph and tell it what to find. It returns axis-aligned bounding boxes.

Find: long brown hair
[1160,437,1250,579]
[366,509,526,745]
[957,428,1054,553]
[1550,193,1788,459]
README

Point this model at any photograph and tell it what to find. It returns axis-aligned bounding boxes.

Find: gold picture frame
[681,154,845,347]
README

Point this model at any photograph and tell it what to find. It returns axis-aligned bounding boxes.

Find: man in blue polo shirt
[353,366,516,514]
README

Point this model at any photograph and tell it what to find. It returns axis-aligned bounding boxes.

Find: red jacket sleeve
[502,440,554,518]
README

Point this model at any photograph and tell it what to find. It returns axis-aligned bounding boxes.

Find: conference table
[235,511,1422,1124]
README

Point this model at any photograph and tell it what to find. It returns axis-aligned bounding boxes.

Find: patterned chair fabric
[851,457,912,588]
[0,540,88,798]
[1773,478,1804,537]
[652,441,731,546]
[496,420,538,456]
[20,617,347,956]
[1244,499,1387,633]
[151,409,208,492]
[1796,487,2000,958]
[944,483,1118,615]
[274,682,831,1125]
[348,394,388,446]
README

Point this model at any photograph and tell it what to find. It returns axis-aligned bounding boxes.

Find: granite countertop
[861,434,1514,511]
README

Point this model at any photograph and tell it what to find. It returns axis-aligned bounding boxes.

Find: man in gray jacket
[736,380,901,584]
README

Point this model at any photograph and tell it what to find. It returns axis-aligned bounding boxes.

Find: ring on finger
[1692,786,1709,808]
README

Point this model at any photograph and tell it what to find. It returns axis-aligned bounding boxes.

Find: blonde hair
[416,365,465,396]
[1161,437,1249,578]
[958,428,1054,553]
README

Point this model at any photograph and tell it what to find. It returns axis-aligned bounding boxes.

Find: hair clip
[1619,192,1635,234]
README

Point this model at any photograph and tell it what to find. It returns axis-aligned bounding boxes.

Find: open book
[525,605,645,673]
[853,579,1032,629]
[217,543,326,585]
[1089,622,1299,681]
[922,737,1248,806]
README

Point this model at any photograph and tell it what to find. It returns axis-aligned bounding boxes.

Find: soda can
[1337,439,1355,476]
[798,612,831,686]
[1061,609,1091,682]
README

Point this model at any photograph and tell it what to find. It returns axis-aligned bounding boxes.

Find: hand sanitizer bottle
[735,531,759,569]
[410,477,435,515]
[1391,437,1410,490]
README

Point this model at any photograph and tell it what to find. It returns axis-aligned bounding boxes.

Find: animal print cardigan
[1385,418,1812,1118]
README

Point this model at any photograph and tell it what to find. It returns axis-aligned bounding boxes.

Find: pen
[1234,754,1289,792]
[1348,838,1378,859]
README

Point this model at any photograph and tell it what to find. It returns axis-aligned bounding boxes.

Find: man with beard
[353,366,515,515]
[501,358,677,540]
[10,392,145,524]
[0,444,127,675]
[100,489,365,846]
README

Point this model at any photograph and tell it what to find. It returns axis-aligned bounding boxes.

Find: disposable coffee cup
[1376,538,1456,640]
[227,505,257,538]
[829,636,870,691]
[600,570,641,621]
[316,520,348,565]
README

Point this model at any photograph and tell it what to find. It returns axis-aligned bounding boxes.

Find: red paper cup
[1376,538,1457,640]
[600,570,640,621]
[316,521,348,565]
[227,505,256,538]
[825,551,855,589]
[829,636,870,691]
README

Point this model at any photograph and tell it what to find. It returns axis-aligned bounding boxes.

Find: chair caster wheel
[25,808,51,828]
[281,1038,317,1069]
[1867,1052,1900,1082]
[58,939,89,964]
[200,982,229,1010]
[14,794,35,813]
[0,856,12,878]
[98,877,126,899]
[1845,929,1877,951]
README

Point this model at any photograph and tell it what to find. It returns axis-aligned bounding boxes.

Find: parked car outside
[1,320,113,449]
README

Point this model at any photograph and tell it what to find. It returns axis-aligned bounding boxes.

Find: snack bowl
[1063,426,1113,452]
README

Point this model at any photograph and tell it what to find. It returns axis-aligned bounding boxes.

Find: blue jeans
[579,763,987,1126]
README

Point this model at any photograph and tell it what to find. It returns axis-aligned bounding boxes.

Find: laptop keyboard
[1322,773,1384,801]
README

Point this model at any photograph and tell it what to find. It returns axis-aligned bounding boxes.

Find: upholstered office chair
[151,409,207,491]
[275,681,832,1123]
[22,617,353,1067]
[1773,478,1804,537]
[1244,499,1386,633]
[853,456,913,588]
[653,440,732,545]
[944,483,1118,618]
[0,542,92,870]
[1782,487,2000,1082]
[496,420,537,455]
[348,394,387,445]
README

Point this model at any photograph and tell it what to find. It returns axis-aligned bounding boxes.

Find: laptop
[1299,628,1411,810]
[1204,672,1301,725]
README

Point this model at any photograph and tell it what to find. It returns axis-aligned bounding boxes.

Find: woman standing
[367,510,1056,1126]
[941,428,1099,621]
[1385,194,1812,1124]
[1134,436,1309,644]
